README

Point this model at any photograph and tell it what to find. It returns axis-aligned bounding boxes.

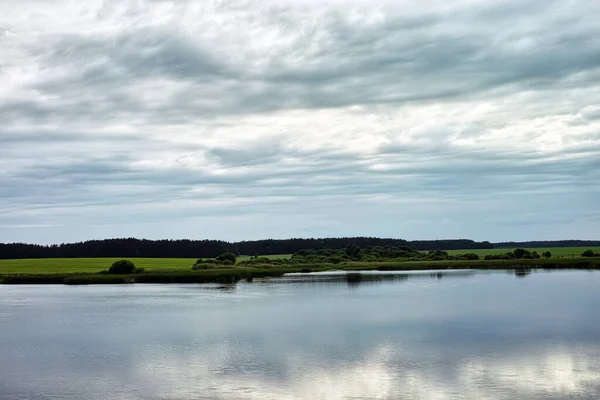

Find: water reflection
[279,269,477,288]
[514,268,533,278]
[1,270,599,400]
[130,344,600,400]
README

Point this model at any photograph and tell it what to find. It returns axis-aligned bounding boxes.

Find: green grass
[1,247,599,277]
[444,247,600,258]
[0,255,293,275]
[346,257,600,270]
[0,258,197,275]
[2,257,599,285]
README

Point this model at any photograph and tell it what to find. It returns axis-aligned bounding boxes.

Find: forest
[1,237,599,260]
[0,237,492,259]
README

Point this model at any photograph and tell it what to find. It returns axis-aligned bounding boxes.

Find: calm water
[1,269,600,400]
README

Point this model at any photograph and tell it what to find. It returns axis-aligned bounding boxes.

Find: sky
[1,0,599,244]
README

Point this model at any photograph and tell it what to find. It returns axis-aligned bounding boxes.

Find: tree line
[0,237,494,259]
[238,246,481,266]
[191,245,483,269]
[494,240,600,248]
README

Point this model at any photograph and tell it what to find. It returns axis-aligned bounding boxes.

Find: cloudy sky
[1,0,599,244]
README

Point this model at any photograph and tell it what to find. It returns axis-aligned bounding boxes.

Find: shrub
[484,252,516,260]
[108,259,136,274]
[216,252,237,263]
[328,255,343,264]
[454,253,479,260]
[542,251,552,258]
[345,245,361,259]
[427,249,449,260]
[192,262,219,270]
[513,248,528,259]
[582,250,600,257]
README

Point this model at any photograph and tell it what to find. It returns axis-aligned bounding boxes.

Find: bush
[192,263,219,270]
[345,245,361,259]
[582,250,600,257]
[328,255,344,264]
[427,249,449,260]
[484,252,516,260]
[216,252,237,263]
[108,259,136,274]
[452,253,479,261]
[513,248,528,259]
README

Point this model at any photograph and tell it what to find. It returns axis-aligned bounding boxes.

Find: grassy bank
[0,255,295,275]
[0,258,197,275]
[444,247,600,258]
[3,246,599,275]
[344,257,600,270]
[0,267,305,285]
[1,257,599,285]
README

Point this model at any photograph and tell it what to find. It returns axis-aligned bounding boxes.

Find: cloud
[0,0,599,243]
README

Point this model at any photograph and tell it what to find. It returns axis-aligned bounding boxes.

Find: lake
[1,269,600,399]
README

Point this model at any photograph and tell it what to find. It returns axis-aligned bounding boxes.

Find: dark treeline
[0,239,232,259]
[410,239,492,250]
[235,237,417,256]
[3,237,596,260]
[494,240,600,248]
[0,237,494,259]
[237,246,481,266]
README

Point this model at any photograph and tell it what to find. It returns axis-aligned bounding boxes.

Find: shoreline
[1,257,599,285]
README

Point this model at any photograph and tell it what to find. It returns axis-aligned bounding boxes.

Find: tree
[345,244,361,259]
[542,251,552,258]
[582,250,599,257]
[216,252,237,263]
[513,248,528,259]
[108,259,136,274]
[328,255,343,264]
[427,249,448,260]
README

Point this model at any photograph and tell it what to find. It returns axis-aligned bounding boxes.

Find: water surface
[1,269,600,399]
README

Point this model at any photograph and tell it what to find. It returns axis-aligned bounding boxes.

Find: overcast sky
[1,0,599,244]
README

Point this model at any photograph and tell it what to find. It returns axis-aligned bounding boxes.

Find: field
[1,257,599,285]
[0,255,293,275]
[0,248,598,276]
[445,247,600,258]
[0,258,197,275]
